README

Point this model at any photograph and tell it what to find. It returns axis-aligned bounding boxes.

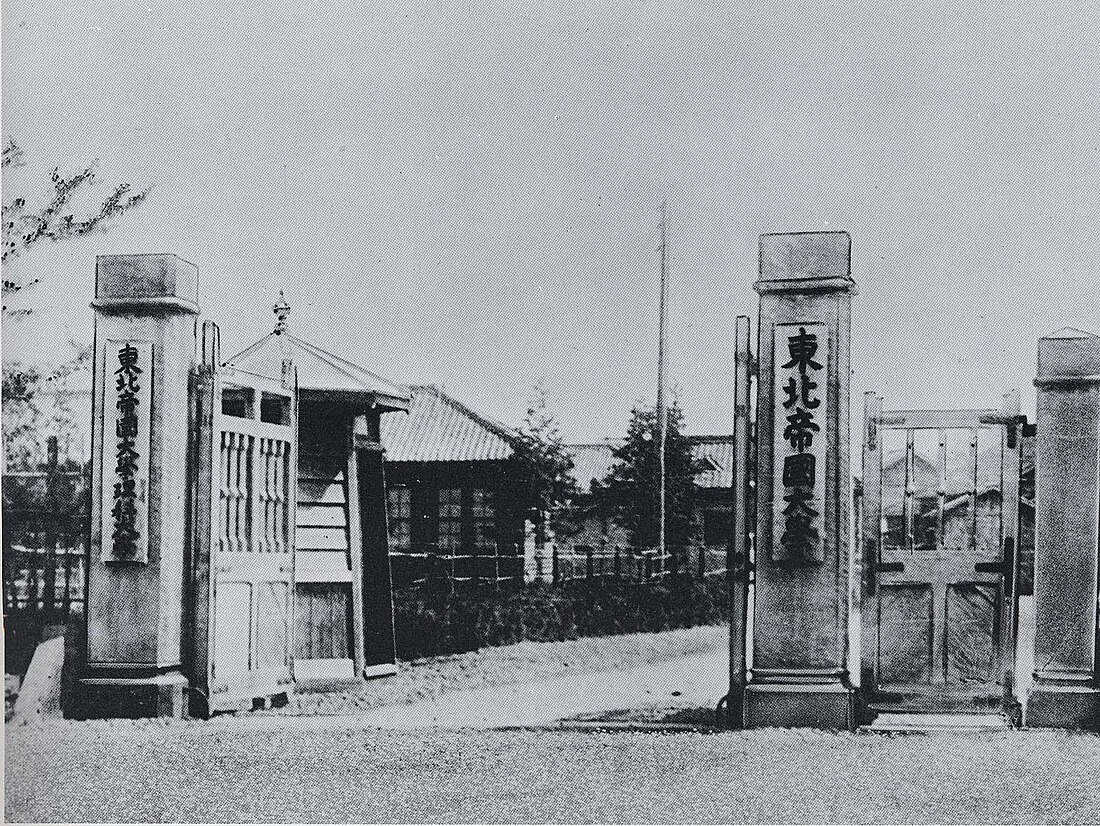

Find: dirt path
[320,646,725,728]
[288,624,729,723]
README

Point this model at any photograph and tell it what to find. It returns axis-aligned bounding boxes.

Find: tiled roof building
[375,382,738,584]
[568,437,734,492]
[380,385,525,585]
[380,385,515,462]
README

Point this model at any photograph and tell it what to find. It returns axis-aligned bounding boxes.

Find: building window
[438,488,462,557]
[471,488,496,556]
[386,487,412,553]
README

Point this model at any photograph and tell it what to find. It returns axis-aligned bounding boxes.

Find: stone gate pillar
[743,231,857,730]
[78,254,200,718]
[1026,328,1100,729]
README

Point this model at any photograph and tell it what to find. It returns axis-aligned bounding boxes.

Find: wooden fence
[550,544,727,583]
[390,541,728,587]
[390,543,525,587]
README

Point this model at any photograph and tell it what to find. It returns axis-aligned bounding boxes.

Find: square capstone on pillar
[1037,328,1100,381]
[94,254,199,312]
[757,231,855,294]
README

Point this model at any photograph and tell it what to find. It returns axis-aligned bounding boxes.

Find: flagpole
[657,201,668,574]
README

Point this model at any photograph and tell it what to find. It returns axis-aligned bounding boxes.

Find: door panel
[293,582,352,660]
[878,584,933,683]
[212,581,252,688]
[256,581,290,669]
[945,583,998,684]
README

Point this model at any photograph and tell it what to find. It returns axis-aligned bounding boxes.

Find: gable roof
[227,331,410,412]
[380,384,517,462]
[689,436,735,488]
[567,436,735,492]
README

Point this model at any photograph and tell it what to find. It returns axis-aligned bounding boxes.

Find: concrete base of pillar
[1025,684,1100,730]
[743,682,855,730]
[76,671,188,719]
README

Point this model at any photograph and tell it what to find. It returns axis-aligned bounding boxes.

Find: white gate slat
[191,331,297,717]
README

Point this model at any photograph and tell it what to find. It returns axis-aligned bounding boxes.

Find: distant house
[376,384,737,585]
[553,436,736,579]
[380,384,528,586]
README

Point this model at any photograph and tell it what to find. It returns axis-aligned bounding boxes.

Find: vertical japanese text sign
[100,340,153,562]
[772,323,828,563]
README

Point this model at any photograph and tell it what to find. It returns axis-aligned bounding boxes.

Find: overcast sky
[3,0,1097,439]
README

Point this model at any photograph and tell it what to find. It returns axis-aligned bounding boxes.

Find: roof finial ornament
[273,290,291,334]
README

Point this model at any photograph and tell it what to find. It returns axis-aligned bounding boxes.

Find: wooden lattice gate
[860,391,1025,714]
[188,321,298,716]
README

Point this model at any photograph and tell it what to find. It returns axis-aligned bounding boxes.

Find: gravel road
[7,623,1099,823]
[7,723,1100,823]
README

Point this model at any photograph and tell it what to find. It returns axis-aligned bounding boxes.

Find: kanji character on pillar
[784,408,820,451]
[782,326,822,372]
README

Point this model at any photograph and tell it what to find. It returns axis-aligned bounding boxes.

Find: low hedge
[393,575,729,661]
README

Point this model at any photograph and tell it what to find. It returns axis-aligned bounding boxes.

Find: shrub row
[393,575,729,660]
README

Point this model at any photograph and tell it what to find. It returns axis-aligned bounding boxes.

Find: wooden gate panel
[209,407,296,711]
[211,581,252,691]
[256,581,291,668]
[878,584,933,684]
[945,583,998,684]
[861,392,1023,711]
[190,321,297,716]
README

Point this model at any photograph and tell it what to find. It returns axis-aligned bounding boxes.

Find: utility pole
[656,201,669,574]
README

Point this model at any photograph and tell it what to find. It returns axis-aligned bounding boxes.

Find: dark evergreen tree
[512,381,580,537]
[591,399,701,568]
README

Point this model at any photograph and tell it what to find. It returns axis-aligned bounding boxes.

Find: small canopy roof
[226,293,410,413]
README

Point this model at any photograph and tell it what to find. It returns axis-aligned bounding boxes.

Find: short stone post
[77,254,200,718]
[1026,328,1100,729]
[743,231,857,729]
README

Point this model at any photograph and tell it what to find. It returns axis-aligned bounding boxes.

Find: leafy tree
[590,399,701,566]
[512,381,580,538]
[2,137,150,316]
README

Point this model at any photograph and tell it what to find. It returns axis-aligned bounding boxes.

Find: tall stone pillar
[1026,328,1100,729]
[743,231,856,729]
[78,254,200,718]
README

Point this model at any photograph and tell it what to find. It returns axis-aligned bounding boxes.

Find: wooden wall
[295,402,357,666]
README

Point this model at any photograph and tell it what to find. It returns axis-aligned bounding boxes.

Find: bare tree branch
[2,138,25,168]
[1,139,151,300]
